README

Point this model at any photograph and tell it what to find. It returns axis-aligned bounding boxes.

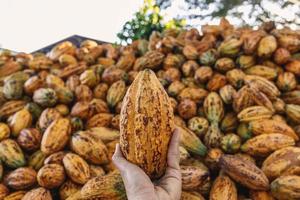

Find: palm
[113,130,182,200]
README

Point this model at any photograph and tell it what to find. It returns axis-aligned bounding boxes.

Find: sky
[1,0,299,53]
[0,0,143,52]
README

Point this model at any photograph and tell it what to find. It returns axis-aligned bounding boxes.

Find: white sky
[0,0,143,52]
[1,0,299,53]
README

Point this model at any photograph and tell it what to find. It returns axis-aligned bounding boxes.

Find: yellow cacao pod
[80,172,126,200]
[8,108,32,137]
[262,147,300,180]
[37,164,65,189]
[120,69,175,179]
[88,127,119,144]
[70,130,109,165]
[4,167,37,190]
[219,154,269,190]
[59,180,81,200]
[271,175,300,200]
[286,104,300,123]
[0,139,26,168]
[181,165,211,195]
[106,80,126,108]
[237,106,273,122]
[244,75,280,100]
[249,119,299,141]
[41,118,71,155]
[63,153,90,185]
[0,123,10,141]
[245,65,278,80]
[257,35,277,58]
[22,187,52,200]
[177,125,207,156]
[86,113,113,128]
[209,174,238,200]
[0,100,26,120]
[28,150,46,170]
[241,134,295,157]
[204,92,224,123]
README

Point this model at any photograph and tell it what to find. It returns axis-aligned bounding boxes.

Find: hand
[112,129,182,200]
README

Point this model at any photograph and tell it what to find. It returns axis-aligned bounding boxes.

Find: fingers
[112,144,132,172]
[167,128,180,170]
[112,144,155,199]
[156,129,182,200]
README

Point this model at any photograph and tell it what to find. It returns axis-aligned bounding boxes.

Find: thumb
[112,144,132,173]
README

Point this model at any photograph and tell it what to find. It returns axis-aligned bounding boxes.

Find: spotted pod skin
[271,175,300,200]
[237,106,273,122]
[80,172,126,200]
[244,75,280,100]
[204,92,224,123]
[249,119,299,141]
[0,139,26,169]
[209,174,238,200]
[4,167,37,190]
[41,118,71,155]
[241,133,295,157]
[181,165,211,194]
[120,69,175,179]
[22,187,52,200]
[262,147,300,180]
[219,154,269,190]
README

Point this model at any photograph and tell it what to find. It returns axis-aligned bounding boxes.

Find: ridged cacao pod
[262,147,300,180]
[63,153,90,184]
[248,119,299,141]
[209,174,238,200]
[38,108,62,132]
[120,69,175,179]
[0,139,26,168]
[79,172,126,200]
[28,150,47,170]
[8,108,32,137]
[59,180,81,200]
[4,167,36,190]
[187,117,209,137]
[220,154,269,190]
[204,92,224,123]
[44,151,66,165]
[106,80,126,108]
[178,125,207,156]
[271,175,300,200]
[70,130,109,165]
[17,128,41,151]
[220,133,241,153]
[0,123,10,141]
[22,187,52,200]
[194,66,213,84]
[241,134,295,157]
[181,165,211,194]
[37,164,65,189]
[33,88,57,107]
[237,106,273,122]
[286,104,300,123]
[41,118,71,155]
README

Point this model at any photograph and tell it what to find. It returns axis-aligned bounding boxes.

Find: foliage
[117,0,185,45]
[156,0,300,28]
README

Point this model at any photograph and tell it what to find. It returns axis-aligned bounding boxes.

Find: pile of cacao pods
[1,18,300,200]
